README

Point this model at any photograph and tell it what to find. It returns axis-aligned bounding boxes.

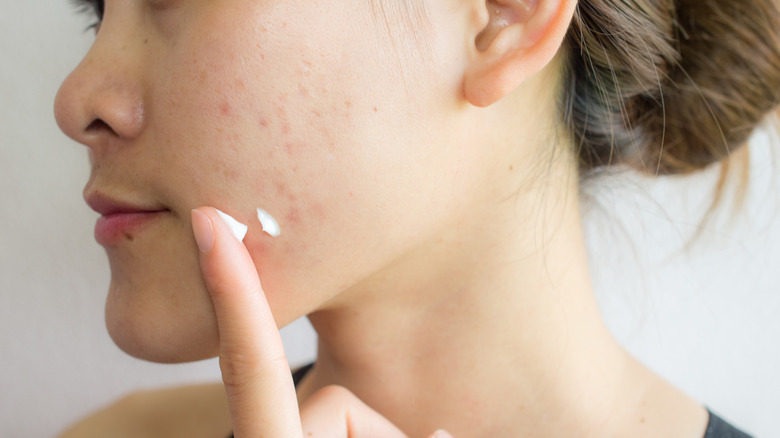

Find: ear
[463,0,577,107]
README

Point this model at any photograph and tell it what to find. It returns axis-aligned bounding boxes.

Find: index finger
[191,207,303,438]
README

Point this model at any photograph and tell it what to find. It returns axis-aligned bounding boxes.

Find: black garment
[705,411,753,438]
[231,364,752,438]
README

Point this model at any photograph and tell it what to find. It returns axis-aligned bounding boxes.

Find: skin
[55,0,710,436]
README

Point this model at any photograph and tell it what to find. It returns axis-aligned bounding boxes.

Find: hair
[562,0,780,178]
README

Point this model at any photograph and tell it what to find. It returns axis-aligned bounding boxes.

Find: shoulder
[58,383,231,438]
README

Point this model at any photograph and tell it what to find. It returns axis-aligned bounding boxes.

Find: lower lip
[94,211,167,246]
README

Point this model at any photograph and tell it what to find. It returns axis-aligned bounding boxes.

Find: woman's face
[55,0,498,362]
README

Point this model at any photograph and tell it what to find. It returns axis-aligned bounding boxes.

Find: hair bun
[564,0,780,176]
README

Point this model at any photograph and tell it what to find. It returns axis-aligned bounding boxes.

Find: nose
[54,21,145,157]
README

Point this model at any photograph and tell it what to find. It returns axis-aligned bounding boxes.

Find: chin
[104,275,221,364]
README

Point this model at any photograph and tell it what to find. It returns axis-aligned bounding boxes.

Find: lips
[86,193,169,246]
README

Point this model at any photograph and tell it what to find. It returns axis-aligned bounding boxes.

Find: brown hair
[562,0,780,177]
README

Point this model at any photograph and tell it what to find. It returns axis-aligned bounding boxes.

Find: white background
[1,3,778,437]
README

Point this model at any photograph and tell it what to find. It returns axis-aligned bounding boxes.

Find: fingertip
[191,208,214,253]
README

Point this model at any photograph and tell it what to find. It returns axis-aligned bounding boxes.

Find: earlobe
[464,0,577,107]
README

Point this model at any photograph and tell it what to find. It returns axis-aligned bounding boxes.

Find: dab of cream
[256,208,281,237]
[215,209,248,242]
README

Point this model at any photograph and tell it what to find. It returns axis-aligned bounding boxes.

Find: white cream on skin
[256,208,281,237]
[215,209,248,242]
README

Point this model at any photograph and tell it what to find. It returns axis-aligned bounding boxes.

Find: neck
[298,163,681,436]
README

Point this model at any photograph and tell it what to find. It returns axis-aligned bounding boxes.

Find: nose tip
[53,49,145,152]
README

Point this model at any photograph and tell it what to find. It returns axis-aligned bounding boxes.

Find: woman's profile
[53,0,780,437]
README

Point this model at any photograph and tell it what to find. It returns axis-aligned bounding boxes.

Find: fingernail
[430,430,453,438]
[191,209,214,253]
[215,209,248,242]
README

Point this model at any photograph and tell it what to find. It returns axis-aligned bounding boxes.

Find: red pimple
[220,102,231,116]
[286,208,300,225]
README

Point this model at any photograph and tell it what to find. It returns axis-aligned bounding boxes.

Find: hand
[191,207,453,438]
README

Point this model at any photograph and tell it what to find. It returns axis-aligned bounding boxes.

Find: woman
[54,0,780,436]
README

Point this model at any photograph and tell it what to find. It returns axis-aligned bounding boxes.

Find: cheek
[149,5,454,316]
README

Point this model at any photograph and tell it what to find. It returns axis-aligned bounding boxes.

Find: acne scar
[220,102,231,116]
[285,207,300,225]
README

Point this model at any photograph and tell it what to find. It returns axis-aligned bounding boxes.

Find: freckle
[509,165,514,171]
[123,232,134,241]
[222,166,239,180]
[344,100,352,108]
[259,118,269,128]
[640,417,645,424]
[144,39,148,44]
[373,106,378,112]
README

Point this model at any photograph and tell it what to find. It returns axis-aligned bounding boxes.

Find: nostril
[86,118,116,135]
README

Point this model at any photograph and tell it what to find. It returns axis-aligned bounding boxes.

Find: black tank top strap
[292,362,315,387]
[704,410,753,438]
